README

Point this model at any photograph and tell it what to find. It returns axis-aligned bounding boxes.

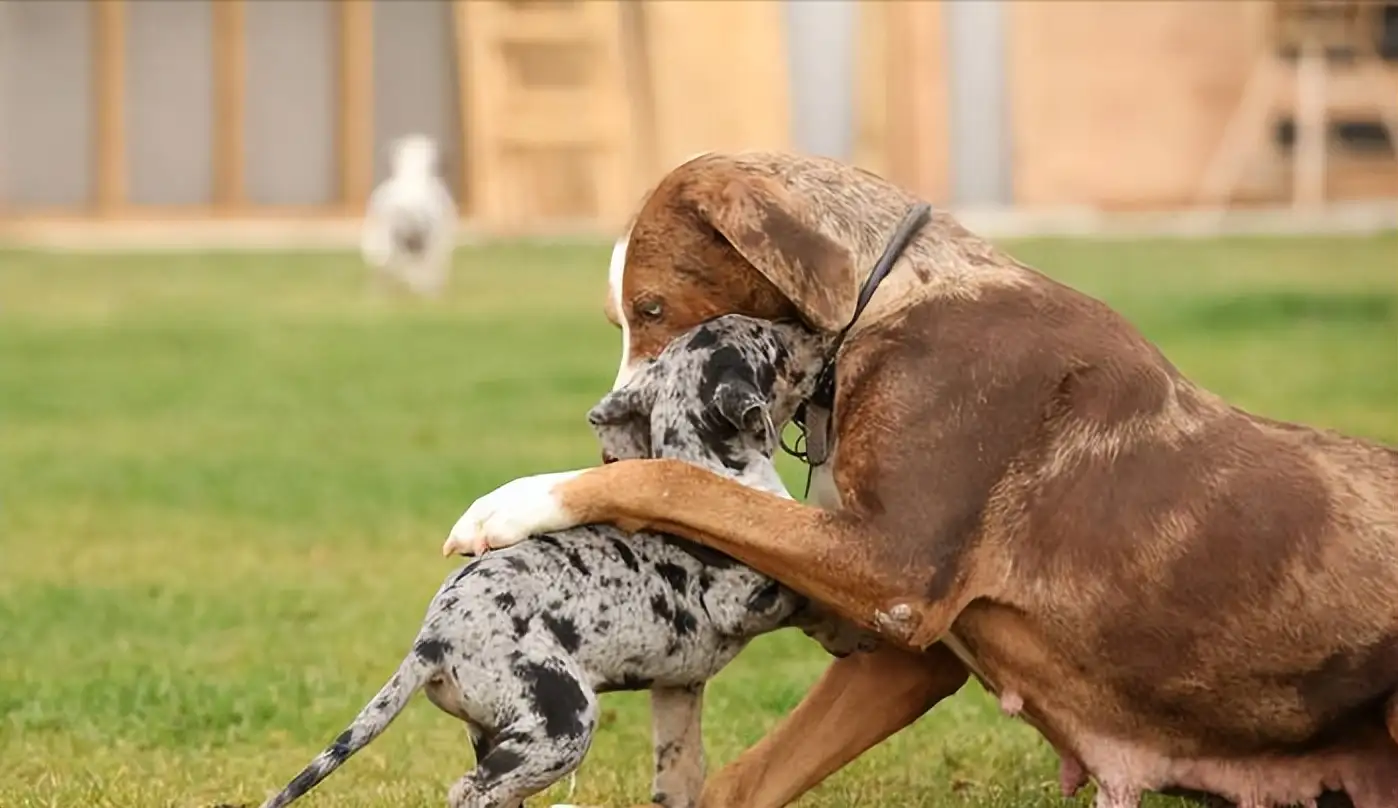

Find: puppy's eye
[635,299,664,320]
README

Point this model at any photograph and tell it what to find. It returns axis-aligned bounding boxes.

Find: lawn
[1,234,1395,808]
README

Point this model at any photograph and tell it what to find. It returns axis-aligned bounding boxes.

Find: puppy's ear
[687,167,858,333]
[587,388,644,427]
[588,361,658,426]
[714,376,768,435]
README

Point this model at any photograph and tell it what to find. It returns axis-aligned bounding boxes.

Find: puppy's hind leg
[545,686,703,808]
[450,674,599,808]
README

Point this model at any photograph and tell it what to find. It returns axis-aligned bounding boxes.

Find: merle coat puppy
[256,315,871,808]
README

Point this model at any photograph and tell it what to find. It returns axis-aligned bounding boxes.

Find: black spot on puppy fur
[698,346,753,400]
[477,746,526,779]
[609,538,640,572]
[686,327,718,350]
[520,661,590,738]
[747,581,782,613]
[654,561,689,592]
[611,671,654,691]
[470,731,493,762]
[671,607,698,636]
[651,594,674,623]
[414,638,452,664]
[493,592,516,610]
[563,549,591,576]
[542,613,582,653]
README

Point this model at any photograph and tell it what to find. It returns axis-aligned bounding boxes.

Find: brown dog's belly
[947,607,1398,807]
[1069,722,1398,807]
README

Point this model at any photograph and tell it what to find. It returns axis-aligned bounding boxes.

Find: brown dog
[446,152,1398,808]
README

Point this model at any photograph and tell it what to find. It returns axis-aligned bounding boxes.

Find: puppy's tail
[258,651,436,808]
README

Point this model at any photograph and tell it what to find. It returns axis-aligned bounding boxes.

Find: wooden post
[582,1,633,229]
[93,0,127,215]
[1292,33,1328,208]
[337,0,375,213]
[212,0,247,212]
[884,1,949,203]
[452,0,485,219]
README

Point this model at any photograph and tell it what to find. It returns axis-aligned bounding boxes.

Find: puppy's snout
[601,452,618,465]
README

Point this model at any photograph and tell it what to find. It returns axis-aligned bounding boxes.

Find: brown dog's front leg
[699,644,968,808]
[555,460,961,647]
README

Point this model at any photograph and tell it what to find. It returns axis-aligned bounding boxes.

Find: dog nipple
[998,690,1024,717]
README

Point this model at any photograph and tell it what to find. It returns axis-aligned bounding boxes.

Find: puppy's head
[389,134,440,177]
[587,315,804,495]
[604,153,860,390]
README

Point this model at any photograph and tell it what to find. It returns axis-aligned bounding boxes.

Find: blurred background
[1,3,1395,807]
[1,0,1396,244]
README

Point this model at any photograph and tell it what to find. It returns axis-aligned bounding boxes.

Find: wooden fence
[1,0,1394,239]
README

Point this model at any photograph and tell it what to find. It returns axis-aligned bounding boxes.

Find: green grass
[2,234,1395,808]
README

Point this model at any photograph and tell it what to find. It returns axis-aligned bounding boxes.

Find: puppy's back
[430,524,798,691]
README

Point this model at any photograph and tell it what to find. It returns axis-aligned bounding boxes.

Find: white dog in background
[360,135,458,298]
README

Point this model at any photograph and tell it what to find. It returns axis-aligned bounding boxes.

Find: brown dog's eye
[635,299,664,320]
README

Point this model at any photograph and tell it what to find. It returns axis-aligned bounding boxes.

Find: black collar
[781,202,932,497]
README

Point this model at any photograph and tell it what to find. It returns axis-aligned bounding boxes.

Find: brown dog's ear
[690,174,858,333]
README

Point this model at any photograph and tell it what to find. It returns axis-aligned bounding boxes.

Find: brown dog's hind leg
[697,643,969,808]
[556,460,967,648]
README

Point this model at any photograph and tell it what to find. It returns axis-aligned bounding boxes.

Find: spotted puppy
[256,315,870,808]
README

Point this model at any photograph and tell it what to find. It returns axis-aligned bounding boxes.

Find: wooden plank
[641,1,790,172]
[1008,0,1263,210]
[457,0,509,227]
[460,0,636,231]
[851,1,889,178]
[336,0,374,212]
[619,0,660,188]
[575,0,634,228]
[883,1,949,203]
[92,0,127,214]
[1292,38,1329,208]
[451,0,475,215]
[212,0,247,211]
[1274,62,1398,117]
[494,10,595,45]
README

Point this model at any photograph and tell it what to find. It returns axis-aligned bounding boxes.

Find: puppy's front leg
[648,685,706,808]
[547,685,705,808]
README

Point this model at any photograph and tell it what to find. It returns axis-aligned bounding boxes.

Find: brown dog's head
[604,153,862,390]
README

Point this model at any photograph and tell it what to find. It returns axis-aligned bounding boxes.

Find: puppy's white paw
[442,471,585,557]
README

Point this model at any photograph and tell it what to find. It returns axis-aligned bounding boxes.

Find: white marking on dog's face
[607,231,636,390]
